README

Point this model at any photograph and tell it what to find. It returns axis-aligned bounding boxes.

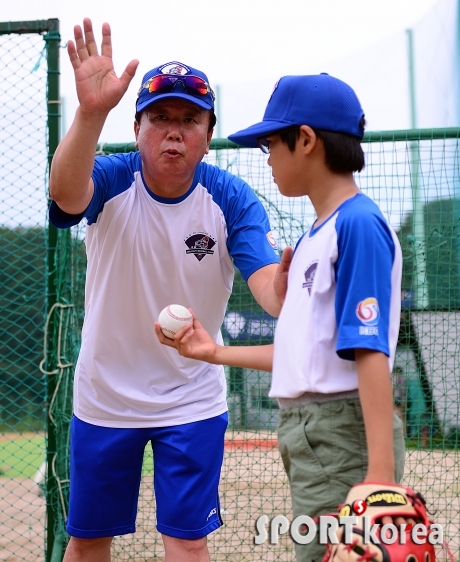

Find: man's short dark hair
[278,117,366,173]
[135,109,216,133]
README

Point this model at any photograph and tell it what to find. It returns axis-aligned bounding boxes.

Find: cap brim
[228,120,294,148]
[137,92,214,113]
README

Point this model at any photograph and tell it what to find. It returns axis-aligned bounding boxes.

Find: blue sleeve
[335,208,396,360]
[49,152,141,229]
[200,164,280,281]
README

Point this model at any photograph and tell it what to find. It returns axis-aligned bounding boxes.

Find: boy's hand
[273,246,293,306]
[68,18,139,115]
[155,309,218,363]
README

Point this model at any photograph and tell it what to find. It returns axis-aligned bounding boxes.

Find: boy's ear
[299,125,318,155]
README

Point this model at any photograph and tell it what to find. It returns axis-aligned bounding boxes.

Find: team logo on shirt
[356,297,380,335]
[184,232,216,261]
[302,262,318,295]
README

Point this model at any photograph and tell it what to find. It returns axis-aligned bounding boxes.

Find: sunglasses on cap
[137,74,215,101]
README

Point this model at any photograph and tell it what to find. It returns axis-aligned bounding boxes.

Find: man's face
[134,98,213,196]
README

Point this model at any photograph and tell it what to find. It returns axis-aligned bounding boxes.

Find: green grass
[0,434,45,478]
[0,435,154,479]
[142,446,154,475]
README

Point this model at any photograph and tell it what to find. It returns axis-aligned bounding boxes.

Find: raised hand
[155,310,218,364]
[67,18,139,115]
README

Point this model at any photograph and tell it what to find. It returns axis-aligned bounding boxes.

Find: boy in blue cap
[156,73,406,562]
[49,18,282,562]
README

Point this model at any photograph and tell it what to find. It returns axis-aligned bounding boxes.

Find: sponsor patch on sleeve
[356,297,379,335]
[266,231,279,254]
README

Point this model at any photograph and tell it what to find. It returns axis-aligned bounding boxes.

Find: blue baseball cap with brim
[228,73,364,148]
[136,61,215,113]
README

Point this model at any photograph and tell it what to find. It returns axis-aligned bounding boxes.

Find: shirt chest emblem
[302,261,318,295]
[184,231,216,261]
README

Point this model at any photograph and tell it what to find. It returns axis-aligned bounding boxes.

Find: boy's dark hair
[278,116,366,173]
[135,110,217,133]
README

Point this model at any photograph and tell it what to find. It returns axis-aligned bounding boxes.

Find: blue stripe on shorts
[67,413,228,539]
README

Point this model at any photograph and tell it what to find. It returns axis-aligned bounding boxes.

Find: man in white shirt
[49,18,282,562]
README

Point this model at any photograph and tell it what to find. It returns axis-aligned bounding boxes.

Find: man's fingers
[280,246,293,271]
[83,18,98,57]
[120,60,140,90]
[74,24,89,61]
[100,22,113,58]
[67,40,81,70]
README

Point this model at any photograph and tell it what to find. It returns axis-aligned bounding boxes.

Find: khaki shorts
[277,398,405,562]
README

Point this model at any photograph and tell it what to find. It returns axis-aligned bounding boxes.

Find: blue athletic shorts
[66,413,228,539]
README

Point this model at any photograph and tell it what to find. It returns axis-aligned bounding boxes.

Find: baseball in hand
[158,304,193,339]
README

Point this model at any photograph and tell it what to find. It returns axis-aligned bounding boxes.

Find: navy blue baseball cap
[136,61,215,113]
[228,73,364,147]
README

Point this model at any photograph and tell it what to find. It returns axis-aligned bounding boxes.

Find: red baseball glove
[322,482,448,562]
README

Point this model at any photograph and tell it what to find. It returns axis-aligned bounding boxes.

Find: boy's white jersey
[50,152,279,428]
[271,193,402,398]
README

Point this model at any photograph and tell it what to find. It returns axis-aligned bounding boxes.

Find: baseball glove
[322,482,442,562]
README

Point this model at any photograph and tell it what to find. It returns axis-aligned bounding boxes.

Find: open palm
[68,18,138,114]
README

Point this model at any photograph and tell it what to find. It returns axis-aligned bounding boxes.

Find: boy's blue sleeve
[334,209,396,360]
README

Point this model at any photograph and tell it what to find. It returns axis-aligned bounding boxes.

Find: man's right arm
[49,109,107,214]
[49,18,138,215]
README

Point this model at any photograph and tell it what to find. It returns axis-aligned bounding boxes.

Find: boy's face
[264,133,306,197]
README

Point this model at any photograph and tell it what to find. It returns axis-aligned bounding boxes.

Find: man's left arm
[247,247,293,317]
[247,264,280,317]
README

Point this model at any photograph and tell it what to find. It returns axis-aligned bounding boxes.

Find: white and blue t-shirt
[271,193,402,398]
[49,152,279,427]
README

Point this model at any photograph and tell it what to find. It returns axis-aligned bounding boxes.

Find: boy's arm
[49,18,138,215]
[154,312,274,372]
[355,348,395,483]
[210,342,274,372]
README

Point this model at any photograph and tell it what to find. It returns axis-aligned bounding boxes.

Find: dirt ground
[0,478,45,561]
[0,442,458,562]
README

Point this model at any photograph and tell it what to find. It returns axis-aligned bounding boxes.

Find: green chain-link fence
[1,19,459,562]
[0,19,58,562]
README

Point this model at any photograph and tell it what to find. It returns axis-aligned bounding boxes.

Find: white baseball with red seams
[158,304,193,339]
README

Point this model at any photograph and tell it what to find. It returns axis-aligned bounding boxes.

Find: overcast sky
[2,0,456,141]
